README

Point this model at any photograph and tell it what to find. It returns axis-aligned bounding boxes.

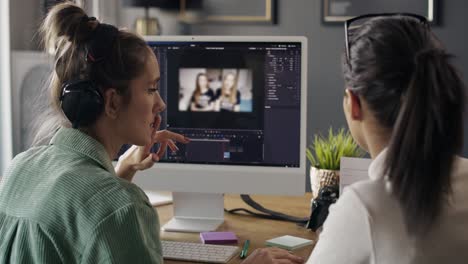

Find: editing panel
[143,41,302,167]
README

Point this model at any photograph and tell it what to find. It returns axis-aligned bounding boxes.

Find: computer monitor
[134,36,307,232]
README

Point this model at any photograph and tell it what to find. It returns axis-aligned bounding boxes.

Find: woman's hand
[115,115,190,181]
[241,247,305,264]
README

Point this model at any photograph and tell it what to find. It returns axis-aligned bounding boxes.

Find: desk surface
[156,193,317,264]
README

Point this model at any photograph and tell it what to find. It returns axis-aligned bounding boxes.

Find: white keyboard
[161,240,239,263]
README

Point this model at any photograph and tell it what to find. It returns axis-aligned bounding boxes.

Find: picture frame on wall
[323,0,436,23]
[179,0,277,24]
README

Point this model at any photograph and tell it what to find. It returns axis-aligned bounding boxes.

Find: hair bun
[40,2,97,53]
[86,23,119,62]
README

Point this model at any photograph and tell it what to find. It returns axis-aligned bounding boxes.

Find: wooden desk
[156,193,317,263]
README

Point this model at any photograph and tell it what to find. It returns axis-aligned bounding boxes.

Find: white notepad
[340,157,372,194]
[265,235,314,251]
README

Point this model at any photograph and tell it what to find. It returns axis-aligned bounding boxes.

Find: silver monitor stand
[162,192,224,233]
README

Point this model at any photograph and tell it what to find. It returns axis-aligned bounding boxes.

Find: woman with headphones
[0,2,188,263]
[0,2,303,264]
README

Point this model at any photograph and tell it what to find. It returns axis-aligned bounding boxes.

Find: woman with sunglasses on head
[243,13,468,264]
[0,2,192,263]
[305,14,468,263]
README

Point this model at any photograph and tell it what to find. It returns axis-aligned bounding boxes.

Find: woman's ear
[103,88,122,119]
[345,88,363,121]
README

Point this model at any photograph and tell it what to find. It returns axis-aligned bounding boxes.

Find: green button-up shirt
[0,128,163,263]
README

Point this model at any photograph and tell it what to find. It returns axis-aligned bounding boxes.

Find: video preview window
[178,68,253,113]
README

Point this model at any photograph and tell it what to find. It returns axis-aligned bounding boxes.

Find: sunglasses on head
[344,13,429,63]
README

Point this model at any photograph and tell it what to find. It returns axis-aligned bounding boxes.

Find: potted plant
[306,128,364,199]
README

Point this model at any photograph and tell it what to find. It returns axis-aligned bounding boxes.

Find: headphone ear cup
[60,80,104,128]
[75,85,104,127]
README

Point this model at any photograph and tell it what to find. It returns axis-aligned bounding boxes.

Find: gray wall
[10,0,43,50]
[188,0,468,158]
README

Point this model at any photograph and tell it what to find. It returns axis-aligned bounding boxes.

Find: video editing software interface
[149,41,301,167]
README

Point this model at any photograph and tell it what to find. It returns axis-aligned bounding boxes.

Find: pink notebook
[200,232,238,244]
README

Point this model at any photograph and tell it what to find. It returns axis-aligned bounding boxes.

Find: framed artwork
[179,0,277,24]
[323,0,436,23]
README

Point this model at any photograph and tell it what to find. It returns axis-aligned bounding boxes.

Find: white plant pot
[310,166,340,200]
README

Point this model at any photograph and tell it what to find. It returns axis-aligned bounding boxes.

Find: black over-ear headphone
[59,19,118,129]
[60,79,104,128]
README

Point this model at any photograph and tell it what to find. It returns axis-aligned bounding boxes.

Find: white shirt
[307,149,468,264]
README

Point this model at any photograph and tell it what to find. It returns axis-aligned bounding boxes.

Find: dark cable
[225,194,309,224]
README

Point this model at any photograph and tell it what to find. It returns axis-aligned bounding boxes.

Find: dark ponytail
[386,48,465,236]
[343,16,466,236]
